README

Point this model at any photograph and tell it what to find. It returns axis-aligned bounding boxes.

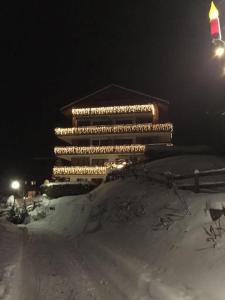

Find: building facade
[53,85,173,183]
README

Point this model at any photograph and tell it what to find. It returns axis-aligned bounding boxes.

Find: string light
[54,145,146,155]
[104,161,127,169]
[55,123,173,136]
[53,162,129,176]
[54,101,173,179]
[72,104,155,116]
[53,166,107,175]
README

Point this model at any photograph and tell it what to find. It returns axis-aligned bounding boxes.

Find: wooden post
[194,169,200,193]
[165,171,173,189]
[72,116,77,127]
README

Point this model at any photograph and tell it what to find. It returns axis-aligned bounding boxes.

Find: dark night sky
[1,0,225,184]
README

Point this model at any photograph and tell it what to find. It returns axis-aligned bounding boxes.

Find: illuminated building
[54,84,173,183]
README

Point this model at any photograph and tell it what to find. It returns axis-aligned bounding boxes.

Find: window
[115,119,133,125]
[92,159,108,166]
[136,116,152,124]
[77,120,90,126]
[92,120,113,126]
[72,157,90,166]
[72,139,90,146]
[115,139,133,145]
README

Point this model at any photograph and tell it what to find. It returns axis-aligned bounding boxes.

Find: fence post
[165,171,173,189]
[194,169,200,193]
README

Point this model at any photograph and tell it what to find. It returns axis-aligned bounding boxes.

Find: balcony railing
[55,123,173,137]
[53,166,107,176]
[72,104,155,116]
[54,145,146,155]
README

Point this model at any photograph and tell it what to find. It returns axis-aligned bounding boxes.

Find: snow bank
[82,155,225,300]
[25,154,225,299]
[28,195,91,237]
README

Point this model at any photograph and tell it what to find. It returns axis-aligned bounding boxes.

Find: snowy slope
[28,195,91,237]
[24,154,225,299]
[80,155,225,300]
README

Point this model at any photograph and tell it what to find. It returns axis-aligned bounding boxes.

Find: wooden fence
[164,167,225,192]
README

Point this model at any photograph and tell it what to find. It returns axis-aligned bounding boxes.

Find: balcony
[55,123,173,138]
[72,104,155,117]
[54,145,146,156]
[53,166,107,176]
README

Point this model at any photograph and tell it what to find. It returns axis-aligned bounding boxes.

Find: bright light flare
[215,46,225,57]
[116,164,124,169]
[11,180,20,190]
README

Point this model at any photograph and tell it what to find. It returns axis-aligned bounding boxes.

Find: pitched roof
[61,84,169,115]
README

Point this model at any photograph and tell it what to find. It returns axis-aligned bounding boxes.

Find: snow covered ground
[2,154,225,299]
[0,218,23,300]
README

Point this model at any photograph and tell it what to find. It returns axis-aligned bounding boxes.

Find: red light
[210,18,221,40]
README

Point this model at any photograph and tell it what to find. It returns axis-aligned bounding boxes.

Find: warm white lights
[53,162,129,176]
[215,46,225,57]
[55,123,173,136]
[72,104,155,116]
[105,161,127,169]
[54,145,146,155]
[11,180,20,190]
[53,166,107,175]
[54,100,173,179]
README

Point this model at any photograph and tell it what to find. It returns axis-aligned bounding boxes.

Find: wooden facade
[54,85,173,183]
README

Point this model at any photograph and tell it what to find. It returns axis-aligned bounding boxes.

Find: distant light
[11,180,20,190]
[215,47,225,57]
[209,1,219,20]
[151,104,156,116]
[116,164,124,169]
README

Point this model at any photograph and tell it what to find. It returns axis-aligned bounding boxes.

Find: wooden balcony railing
[55,123,173,137]
[54,145,146,155]
[53,166,107,176]
[72,104,155,116]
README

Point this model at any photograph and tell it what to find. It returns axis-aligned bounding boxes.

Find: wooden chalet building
[53,84,173,184]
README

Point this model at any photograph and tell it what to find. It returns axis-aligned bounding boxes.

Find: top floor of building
[60,84,171,127]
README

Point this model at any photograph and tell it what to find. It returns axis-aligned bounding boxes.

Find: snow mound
[28,195,91,236]
[25,154,225,299]
[81,155,225,299]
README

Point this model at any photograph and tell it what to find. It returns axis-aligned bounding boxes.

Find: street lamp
[11,180,20,190]
[215,46,225,57]
[213,39,225,57]
[10,180,21,207]
[10,180,25,203]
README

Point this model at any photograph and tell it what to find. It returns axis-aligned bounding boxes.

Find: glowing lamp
[215,46,225,57]
[209,2,221,40]
[116,164,124,169]
[11,180,20,190]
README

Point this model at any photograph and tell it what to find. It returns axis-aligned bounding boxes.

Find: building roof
[61,84,170,116]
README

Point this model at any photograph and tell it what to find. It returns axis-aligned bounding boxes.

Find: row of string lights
[53,166,107,175]
[72,104,155,116]
[55,123,173,136]
[54,145,146,155]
